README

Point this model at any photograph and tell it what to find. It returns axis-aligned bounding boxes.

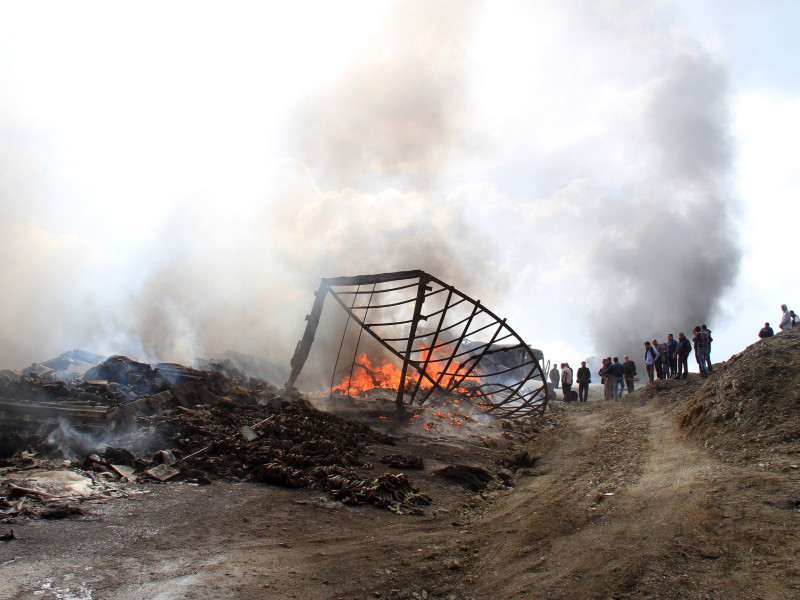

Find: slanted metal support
[394,275,430,413]
[286,281,329,388]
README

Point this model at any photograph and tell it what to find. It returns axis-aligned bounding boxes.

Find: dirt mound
[679,328,800,467]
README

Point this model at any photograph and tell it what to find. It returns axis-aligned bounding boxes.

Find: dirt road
[3,388,800,599]
[459,399,800,599]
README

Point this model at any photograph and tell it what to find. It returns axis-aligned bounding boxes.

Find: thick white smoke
[0,0,742,378]
[0,1,503,380]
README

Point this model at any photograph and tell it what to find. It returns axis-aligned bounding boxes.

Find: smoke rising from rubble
[0,1,744,376]
[295,0,474,191]
[0,1,503,383]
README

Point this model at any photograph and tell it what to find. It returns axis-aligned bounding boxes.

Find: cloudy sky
[0,0,797,378]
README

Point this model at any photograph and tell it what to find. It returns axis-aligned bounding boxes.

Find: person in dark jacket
[549,364,559,389]
[623,355,636,393]
[693,326,710,378]
[701,324,714,373]
[676,332,691,379]
[576,361,591,403]
[666,334,678,377]
[609,357,625,401]
[759,323,774,338]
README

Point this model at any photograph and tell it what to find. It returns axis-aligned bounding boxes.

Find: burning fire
[331,346,482,430]
[332,345,479,397]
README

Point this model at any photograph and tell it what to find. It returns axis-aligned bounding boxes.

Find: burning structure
[287,270,550,418]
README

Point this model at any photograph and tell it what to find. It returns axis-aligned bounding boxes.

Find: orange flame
[332,344,479,397]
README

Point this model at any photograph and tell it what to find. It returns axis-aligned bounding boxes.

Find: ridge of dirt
[679,328,800,471]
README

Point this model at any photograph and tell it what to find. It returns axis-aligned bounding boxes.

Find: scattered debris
[1,354,430,516]
[380,454,425,470]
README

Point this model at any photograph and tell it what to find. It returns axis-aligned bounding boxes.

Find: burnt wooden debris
[287,270,550,418]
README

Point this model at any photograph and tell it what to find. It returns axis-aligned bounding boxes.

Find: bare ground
[3,382,800,599]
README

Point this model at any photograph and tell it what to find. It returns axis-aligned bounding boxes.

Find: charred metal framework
[286,270,549,418]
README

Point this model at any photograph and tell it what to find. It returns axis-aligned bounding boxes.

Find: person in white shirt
[560,363,573,402]
[780,304,792,331]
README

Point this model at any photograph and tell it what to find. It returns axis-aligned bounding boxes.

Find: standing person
[603,357,614,400]
[780,304,792,331]
[644,341,658,382]
[598,358,609,400]
[549,364,560,389]
[666,334,678,378]
[561,362,573,402]
[759,323,774,338]
[623,355,637,393]
[609,357,625,401]
[652,339,664,380]
[676,332,691,379]
[659,339,669,379]
[576,361,591,403]
[693,326,710,378]
[701,325,714,373]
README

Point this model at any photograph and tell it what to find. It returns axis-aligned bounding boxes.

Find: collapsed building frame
[286,270,549,418]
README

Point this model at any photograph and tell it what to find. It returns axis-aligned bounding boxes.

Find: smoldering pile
[152,395,430,513]
[0,355,431,520]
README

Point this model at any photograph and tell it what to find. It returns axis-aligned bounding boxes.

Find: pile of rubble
[0,355,432,518]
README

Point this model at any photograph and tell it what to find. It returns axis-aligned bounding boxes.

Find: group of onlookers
[643,327,710,381]
[596,356,635,402]
[549,304,798,404]
[759,304,798,338]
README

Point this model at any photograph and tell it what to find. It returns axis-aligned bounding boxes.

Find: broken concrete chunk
[240,426,259,442]
[145,464,181,481]
[109,464,137,482]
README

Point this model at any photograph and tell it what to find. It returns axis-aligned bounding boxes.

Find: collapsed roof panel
[286,270,549,418]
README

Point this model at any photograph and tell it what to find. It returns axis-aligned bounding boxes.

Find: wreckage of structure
[287,270,550,418]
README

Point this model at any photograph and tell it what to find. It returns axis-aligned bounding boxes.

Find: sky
[0,0,797,381]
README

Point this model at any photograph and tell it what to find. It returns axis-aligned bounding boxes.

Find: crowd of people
[547,303,797,404]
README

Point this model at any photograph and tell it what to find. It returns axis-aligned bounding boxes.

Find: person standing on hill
[561,363,573,402]
[609,357,625,401]
[576,361,591,403]
[780,304,792,331]
[644,341,658,383]
[652,339,665,380]
[759,323,774,338]
[549,364,560,389]
[659,339,670,378]
[676,332,691,379]
[666,333,678,377]
[598,358,610,400]
[701,324,714,373]
[693,326,710,378]
[623,355,637,392]
[603,356,614,400]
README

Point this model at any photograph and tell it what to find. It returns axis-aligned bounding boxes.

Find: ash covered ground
[2,332,800,599]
